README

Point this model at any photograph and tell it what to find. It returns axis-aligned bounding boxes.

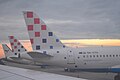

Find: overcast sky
[0,0,120,42]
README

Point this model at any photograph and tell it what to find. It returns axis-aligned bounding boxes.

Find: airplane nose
[20,52,33,60]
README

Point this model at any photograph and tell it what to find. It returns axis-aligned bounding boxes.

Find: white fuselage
[21,46,120,69]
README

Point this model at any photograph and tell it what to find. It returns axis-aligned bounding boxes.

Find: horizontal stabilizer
[27,51,53,59]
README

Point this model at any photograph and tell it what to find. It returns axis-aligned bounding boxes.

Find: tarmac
[3,61,116,80]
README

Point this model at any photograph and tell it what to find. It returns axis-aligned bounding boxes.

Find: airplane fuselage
[22,46,120,72]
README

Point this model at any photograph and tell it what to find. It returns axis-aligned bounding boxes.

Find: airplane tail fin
[8,36,27,56]
[2,44,13,58]
[23,11,65,51]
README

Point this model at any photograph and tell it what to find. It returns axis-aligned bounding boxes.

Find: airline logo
[23,11,65,51]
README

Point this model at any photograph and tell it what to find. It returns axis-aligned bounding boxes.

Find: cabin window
[57,51,59,53]
[15,53,17,55]
[116,55,118,57]
[109,55,111,57]
[63,45,65,48]
[106,55,108,57]
[78,57,80,59]
[21,46,23,48]
[93,55,95,57]
[75,65,77,68]
[96,55,99,57]
[113,55,115,57]
[83,55,85,58]
[90,55,92,58]
[18,49,20,52]
[79,52,82,54]
[83,52,86,54]
[64,57,66,59]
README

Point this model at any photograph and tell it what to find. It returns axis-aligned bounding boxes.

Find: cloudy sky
[0,0,120,42]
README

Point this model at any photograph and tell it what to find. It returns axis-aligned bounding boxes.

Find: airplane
[2,44,17,60]
[2,44,18,61]
[8,36,27,58]
[2,36,33,64]
[8,36,33,60]
[21,11,120,80]
[8,36,49,67]
[0,65,87,80]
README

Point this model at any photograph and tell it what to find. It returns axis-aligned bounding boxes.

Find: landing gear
[64,68,69,72]
[114,73,120,80]
[64,68,75,72]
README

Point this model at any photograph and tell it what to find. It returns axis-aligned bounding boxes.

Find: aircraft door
[18,53,20,58]
[67,51,75,64]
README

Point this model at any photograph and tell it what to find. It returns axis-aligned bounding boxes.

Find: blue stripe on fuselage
[73,68,120,73]
[110,68,120,73]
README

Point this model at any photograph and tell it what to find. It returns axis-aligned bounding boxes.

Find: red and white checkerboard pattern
[23,11,64,50]
[8,36,27,55]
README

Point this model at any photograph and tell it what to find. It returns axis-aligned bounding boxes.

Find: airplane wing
[0,65,88,80]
